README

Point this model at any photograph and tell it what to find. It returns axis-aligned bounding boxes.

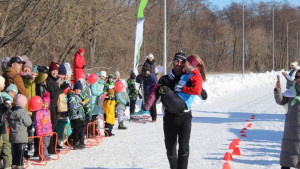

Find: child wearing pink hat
[8,94,32,169]
[34,91,52,160]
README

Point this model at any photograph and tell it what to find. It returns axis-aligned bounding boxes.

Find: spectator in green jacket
[127,72,139,117]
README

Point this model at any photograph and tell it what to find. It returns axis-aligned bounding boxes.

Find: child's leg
[150,101,157,121]
[159,86,187,114]
[79,120,85,145]
[89,115,97,136]
[118,109,124,123]
[70,119,80,144]
[42,136,51,159]
[11,143,26,166]
[129,98,136,115]
[11,143,17,166]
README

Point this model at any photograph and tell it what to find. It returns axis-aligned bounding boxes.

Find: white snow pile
[195,70,280,104]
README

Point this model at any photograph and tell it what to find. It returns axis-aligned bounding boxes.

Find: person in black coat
[141,53,155,74]
[158,52,191,169]
[46,62,69,154]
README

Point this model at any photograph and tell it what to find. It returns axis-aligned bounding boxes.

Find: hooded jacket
[275,85,300,168]
[35,108,52,136]
[90,79,105,116]
[73,52,86,82]
[8,106,32,143]
[142,59,155,74]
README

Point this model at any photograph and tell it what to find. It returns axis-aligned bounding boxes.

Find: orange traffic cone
[247,123,253,128]
[251,115,255,117]
[232,147,241,155]
[241,134,247,137]
[222,162,231,169]
[233,138,240,142]
[242,128,247,130]
[233,139,239,146]
[245,119,250,121]
[251,117,255,119]
[223,152,233,161]
[229,142,236,149]
[240,130,245,133]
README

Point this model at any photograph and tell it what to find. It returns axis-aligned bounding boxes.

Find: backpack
[57,93,68,113]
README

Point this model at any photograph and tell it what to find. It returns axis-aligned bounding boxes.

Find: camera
[37,66,49,74]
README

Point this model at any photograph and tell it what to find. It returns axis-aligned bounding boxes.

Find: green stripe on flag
[137,0,148,18]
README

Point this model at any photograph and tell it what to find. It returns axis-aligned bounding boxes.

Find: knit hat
[23,60,32,69]
[63,63,73,75]
[78,48,85,53]
[49,61,59,72]
[6,84,18,94]
[20,55,29,62]
[107,74,114,79]
[115,71,120,76]
[172,52,186,62]
[58,64,67,75]
[99,71,107,78]
[0,76,5,88]
[186,55,200,68]
[290,61,298,67]
[1,92,13,103]
[148,53,154,59]
[74,81,83,90]
[15,94,27,108]
[42,91,50,105]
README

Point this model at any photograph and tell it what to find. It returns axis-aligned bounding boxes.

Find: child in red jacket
[141,54,206,115]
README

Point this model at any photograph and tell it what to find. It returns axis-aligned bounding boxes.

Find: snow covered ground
[30,71,286,169]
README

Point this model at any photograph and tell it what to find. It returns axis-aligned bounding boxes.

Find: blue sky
[209,0,300,9]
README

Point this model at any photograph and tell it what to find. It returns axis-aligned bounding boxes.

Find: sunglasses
[295,75,300,80]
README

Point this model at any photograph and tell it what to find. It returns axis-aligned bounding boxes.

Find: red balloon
[87,73,98,84]
[28,96,43,111]
[115,81,124,93]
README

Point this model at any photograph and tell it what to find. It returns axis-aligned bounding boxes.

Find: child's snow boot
[118,121,127,130]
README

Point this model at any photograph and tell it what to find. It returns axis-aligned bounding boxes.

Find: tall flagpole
[272,6,275,70]
[242,0,245,76]
[163,0,167,75]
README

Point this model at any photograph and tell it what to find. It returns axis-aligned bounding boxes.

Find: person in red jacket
[73,48,86,82]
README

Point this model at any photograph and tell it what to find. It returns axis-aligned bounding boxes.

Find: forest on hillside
[0,0,300,74]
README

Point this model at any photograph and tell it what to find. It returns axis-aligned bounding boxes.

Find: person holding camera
[3,56,29,99]
[134,69,157,120]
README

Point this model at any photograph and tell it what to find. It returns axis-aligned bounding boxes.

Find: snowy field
[30,71,286,169]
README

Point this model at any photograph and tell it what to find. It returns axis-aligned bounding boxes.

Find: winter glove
[60,82,69,90]
[174,85,183,92]
[126,102,130,107]
[200,88,207,100]
[168,69,175,80]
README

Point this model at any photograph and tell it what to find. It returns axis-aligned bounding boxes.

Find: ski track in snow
[29,72,286,169]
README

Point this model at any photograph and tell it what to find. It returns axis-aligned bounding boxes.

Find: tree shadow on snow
[191,110,285,124]
[84,168,149,169]
[197,110,284,166]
